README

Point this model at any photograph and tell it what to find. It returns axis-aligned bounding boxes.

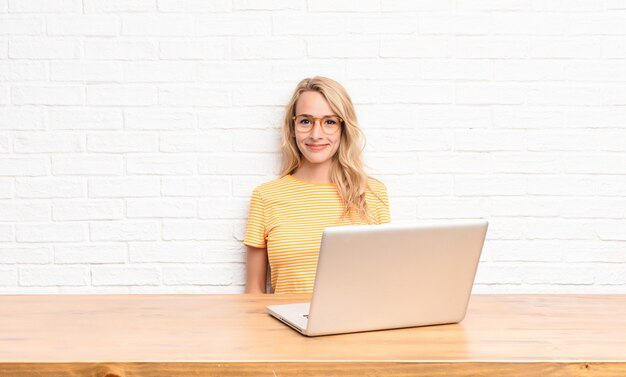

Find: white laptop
[267,220,488,336]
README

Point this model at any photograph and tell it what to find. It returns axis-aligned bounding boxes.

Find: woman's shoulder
[366,176,387,193]
[251,175,292,196]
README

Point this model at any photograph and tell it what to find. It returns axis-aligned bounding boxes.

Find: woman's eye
[300,119,311,124]
[325,120,336,125]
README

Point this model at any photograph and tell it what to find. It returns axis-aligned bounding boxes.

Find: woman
[244,76,390,294]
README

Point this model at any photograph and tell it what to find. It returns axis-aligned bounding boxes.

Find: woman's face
[293,91,342,167]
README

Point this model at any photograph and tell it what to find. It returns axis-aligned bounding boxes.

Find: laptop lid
[304,220,488,336]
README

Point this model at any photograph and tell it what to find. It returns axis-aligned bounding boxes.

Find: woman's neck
[292,161,332,184]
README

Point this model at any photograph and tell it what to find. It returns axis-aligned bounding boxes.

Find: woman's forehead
[295,91,335,115]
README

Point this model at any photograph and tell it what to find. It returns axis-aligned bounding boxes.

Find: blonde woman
[244,77,390,294]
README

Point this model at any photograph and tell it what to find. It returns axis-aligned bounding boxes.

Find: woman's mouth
[306,144,329,151]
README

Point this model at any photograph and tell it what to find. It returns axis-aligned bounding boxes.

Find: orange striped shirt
[244,174,390,294]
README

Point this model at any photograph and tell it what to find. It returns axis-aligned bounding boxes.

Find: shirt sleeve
[377,184,391,225]
[243,189,267,248]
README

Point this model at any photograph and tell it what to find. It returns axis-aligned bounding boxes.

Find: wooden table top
[1,294,626,363]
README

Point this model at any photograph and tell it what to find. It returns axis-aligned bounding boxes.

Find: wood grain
[1,294,625,376]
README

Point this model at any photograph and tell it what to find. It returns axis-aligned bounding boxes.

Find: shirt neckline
[286,174,336,187]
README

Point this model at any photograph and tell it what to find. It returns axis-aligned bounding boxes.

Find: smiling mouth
[306,144,329,151]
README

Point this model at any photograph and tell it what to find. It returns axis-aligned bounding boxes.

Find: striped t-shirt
[243,174,391,294]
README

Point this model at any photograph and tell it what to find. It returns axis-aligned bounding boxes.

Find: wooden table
[1,294,625,376]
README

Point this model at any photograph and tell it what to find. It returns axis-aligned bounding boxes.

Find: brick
[92,266,160,286]
[346,16,416,34]
[594,263,626,285]
[489,197,560,217]
[163,265,239,285]
[0,61,45,81]
[12,85,83,105]
[602,37,626,58]
[0,199,50,221]
[494,60,566,81]
[124,61,196,83]
[493,108,563,129]
[160,39,228,60]
[486,240,564,262]
[456,84,525,105]
[0,247,50,264]
[0,224,14,241]
[14,132,84,153]
[528,131,598,151]
[529,37,601,58]
[474,263,523,284]
[456,37,527,58]
[416,198,489,219]
[389,197,416,220]
[53,199,124,221]
[563,153,626,174]
[129,242,204,263]
[90,221,160,241]
[234,0,302,10]
[55,243,127,264]
[197,15,270,36]
[0,268,17,286]
[366,130,451,152]
[382,0,454,11]
[198,107,282,130]
[9,38,80,59]
[418,153,491,174]
[272,62,344,82]
[420,59,491,81]
[158,0,230,12]
[491,153,561,174]
[198,154,279,175]
[527,175,597,196]
[0,17,42,35]
[560,198,626,219]
[233,37,305,60]
[419,14,489,35]
[459,0,530,10]
[158,86,229,107]
[127,198,197,218]
[198,62,271,84]
[521,263,594,284]
[87,133,158,153]
[532,0,604,11]
[0,157,47,176]
[0,108,45,130]
[162,220,232,241]
[346,61,417,80]
[272,14,342,36]
[16,223,85,242]
[125,111,196,131]
[414,106,491,129]
[20,266,89,286]
[599,131,626,152]
[491,13,565,35]
[84,0,155,12]
[382,174,453,197]
[232,175,275,197]
[0,179,11,198]
[232,130,280,153]
[366,154,417,174]
[46,15,118,36]
[126,155,196,175]
[526,219,596,240]
[308,38,380,58]
[379,84,454,104]
[381,37,454,58]
[50,61,122,82]
[198,198,248,219]
[455,175,526,196]
[598,176,626,196]
[308,0,379,12]
[89,177,160,198]
[162,176,231,197]
[454,130,526,152]
[87,86,156,107]
[596,220,626,241]
[160,132,232,153]
[49,109,123,130]
[85,39,156,60]
[8,0,81,12]
[528,86,602,106]
[121,15,194,36]
[52,155,123,176]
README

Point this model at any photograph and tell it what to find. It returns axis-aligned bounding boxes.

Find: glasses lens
[294,115,341,134]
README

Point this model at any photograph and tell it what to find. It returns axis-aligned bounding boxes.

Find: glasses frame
[292,114,344,135]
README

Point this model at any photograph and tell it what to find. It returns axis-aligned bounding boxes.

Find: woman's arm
[245,246,268,294]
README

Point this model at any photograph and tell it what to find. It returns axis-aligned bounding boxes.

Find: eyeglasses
[292,115,343,135]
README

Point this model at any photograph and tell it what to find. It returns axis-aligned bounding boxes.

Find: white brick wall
[0,2,625,294]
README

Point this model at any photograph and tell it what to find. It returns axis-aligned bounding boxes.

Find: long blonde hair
[280,76,372,222]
